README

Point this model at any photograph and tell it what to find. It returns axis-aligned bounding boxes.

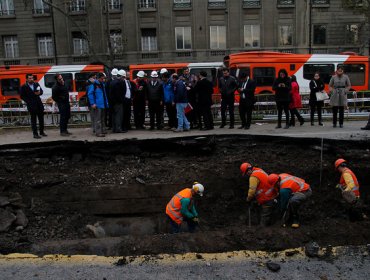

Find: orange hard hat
[268,174,280,186]
[335,158,347,169]
[240,162,252,175]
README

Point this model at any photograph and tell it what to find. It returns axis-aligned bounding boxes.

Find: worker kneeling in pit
[240,163,278,226]
[166,182,204,233]
[335,158,365,221]
[268,173,312,228]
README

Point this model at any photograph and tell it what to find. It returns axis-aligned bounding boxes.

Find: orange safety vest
[166,188,193,225]
[252,168,278,205]
[279,173,310,193]
[340,168,360,197]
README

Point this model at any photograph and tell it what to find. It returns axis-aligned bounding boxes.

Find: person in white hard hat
[121,70,135,131]
[105,68,118,130]
[133,71,147,129]
[147,71,164,130]
[160,68,168,78]
[166,182,204,233]
[109,69,127,133]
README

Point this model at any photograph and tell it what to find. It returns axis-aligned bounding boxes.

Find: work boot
[291,222,300,228]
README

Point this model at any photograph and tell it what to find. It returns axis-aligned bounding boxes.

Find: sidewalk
[0,120,369,146]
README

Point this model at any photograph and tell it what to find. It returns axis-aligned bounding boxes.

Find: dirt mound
[0,135,369,256]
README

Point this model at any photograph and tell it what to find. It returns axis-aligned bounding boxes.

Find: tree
[342,0,370,54]
[24,0,115,66]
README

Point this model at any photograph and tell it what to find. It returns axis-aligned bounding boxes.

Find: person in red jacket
[268,173,312,228]
[289,75,305,126]
[240,163,278,226]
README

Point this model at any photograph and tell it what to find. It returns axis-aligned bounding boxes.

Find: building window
[70,0,86,12]
[107,0,122,10]
[72,32,89,55]
[210,26,226,49]
[33,0,50,14]
[173,0,191,8]
[37,34,54,57]
[3,35,19,58]
[138,0,156,9]
[175,27,192,50]
[244,25,260,48]
[278,25,293,46]
[208,0,226,8]
[141,29,157,51]
[110,31,123,54]
[0,0,15,16]
[313,25,326,45]
[345,24,359,44]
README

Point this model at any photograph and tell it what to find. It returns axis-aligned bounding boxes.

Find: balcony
[32,8,51,16]
[311,0,330,7]
[0,10,15,17]
[69,5,86,14]
[137,1,157,11]
[208,0,226,9]
[242,0,261,8]
[38,58,55,64]
[3,59,20,66]
[277,0,295,7]
[104,3,123,13]
[173,0,192,9]
[141,52,159,59]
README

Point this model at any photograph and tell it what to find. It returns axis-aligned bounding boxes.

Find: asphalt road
[0,120,369,146]
[0,246,369,280]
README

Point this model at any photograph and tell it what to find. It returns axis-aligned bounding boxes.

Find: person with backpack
[87,72,109,137]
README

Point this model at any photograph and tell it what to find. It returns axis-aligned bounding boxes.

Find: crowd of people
[19,65,370,139]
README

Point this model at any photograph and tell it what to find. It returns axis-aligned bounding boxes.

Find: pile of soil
[0,135,369,256]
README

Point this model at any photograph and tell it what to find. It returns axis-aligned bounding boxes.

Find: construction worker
[166,182,204,233]
[268,173,312,228]
[240,163,278,226]
[334,158,364,221]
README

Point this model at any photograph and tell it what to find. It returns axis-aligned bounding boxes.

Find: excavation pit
[0,135,369,256]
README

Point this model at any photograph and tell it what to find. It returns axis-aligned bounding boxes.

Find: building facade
[0,0,368,66]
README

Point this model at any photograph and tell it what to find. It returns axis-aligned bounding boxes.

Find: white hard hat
[111,68,118,76]
[192,182,204,197]
[118,69,126,77]
[151,70,159,78]
[160,68,168,74]
[137,71,145,78]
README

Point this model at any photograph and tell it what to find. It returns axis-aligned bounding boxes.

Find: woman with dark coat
[309,72,325,126]
[289,75,304,126]
[272,69,291,129]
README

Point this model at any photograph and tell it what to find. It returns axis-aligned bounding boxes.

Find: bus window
[1,78,20,96]
[253,67,275,86]
[190,68,216,86]
[338,64,365,86]
[76,72,94,91]
[303,64,335,84]
[44,73,73,91]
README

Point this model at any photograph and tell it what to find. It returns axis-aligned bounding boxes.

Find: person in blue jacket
[88,72,109,137]
[162,72,177,129]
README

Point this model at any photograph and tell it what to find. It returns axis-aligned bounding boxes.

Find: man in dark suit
[52,74,71,136]
[237,72,256,129]
[20,73,46,139]
[194,71,214,130]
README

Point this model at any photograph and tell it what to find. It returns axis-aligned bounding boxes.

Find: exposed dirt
[0,135,369,256]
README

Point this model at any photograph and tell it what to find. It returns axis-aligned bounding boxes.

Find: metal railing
[277,0,295,6]
[208,0,226,8]
[1,91,369,127]
[32,8,51,15]
[137,0,156,9]
[312,0,330,5]
[0,9,15,16]
[173,0,192,9]
[242,0,261,8]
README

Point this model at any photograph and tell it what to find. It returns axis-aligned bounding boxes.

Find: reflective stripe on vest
[252,168,277,204]
[166,188,192,224]
[280,174,308,193]
[340,168,360,197]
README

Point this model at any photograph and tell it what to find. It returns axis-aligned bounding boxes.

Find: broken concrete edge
[0,245,368,266]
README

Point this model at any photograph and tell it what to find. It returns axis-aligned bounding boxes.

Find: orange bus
[224,51,370,94]
[0,64,106,105]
